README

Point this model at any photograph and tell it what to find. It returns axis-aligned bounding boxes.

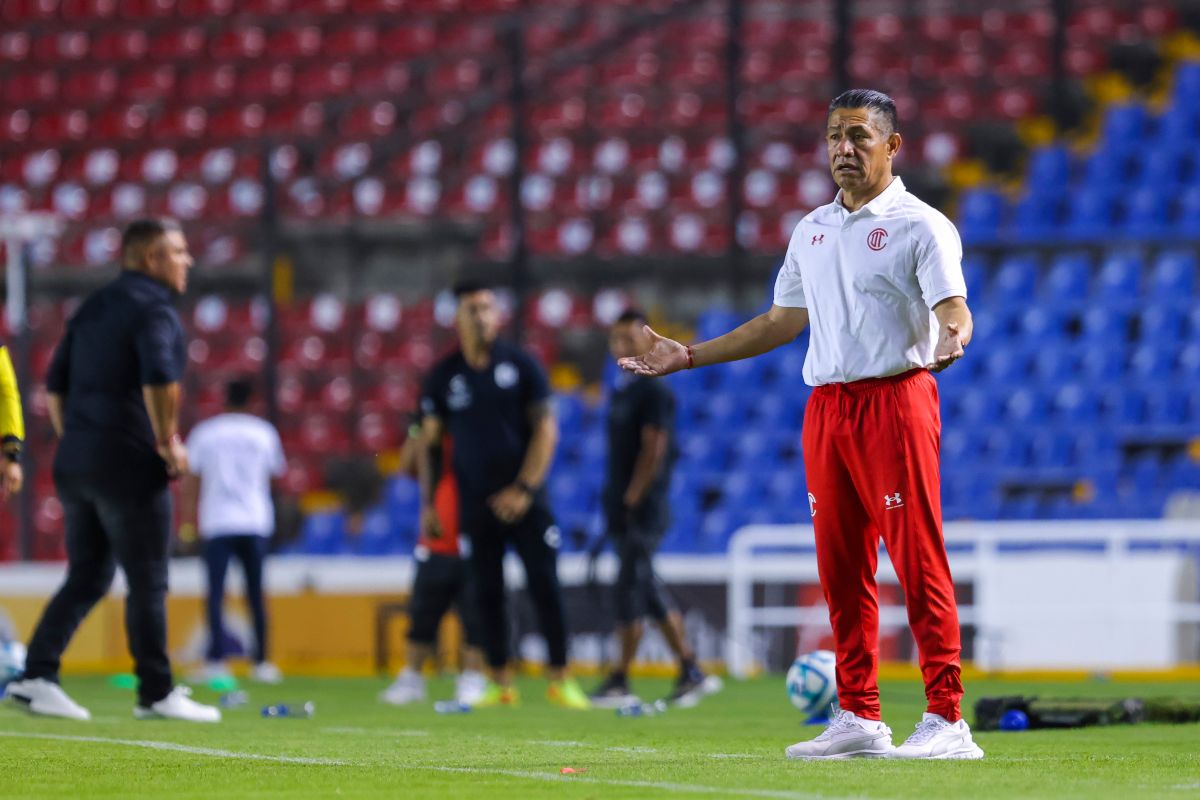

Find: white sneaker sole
[589,694,640,710]
[379,692,426,706]
[890,743,985,761]
[786,747,893,761]
[672,675,724,709]
[133,707,221,723]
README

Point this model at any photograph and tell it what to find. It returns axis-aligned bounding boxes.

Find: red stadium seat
[179,65,237,104]
[60,0,119,21]
[2,0,60,23]
[31,109,90,145]
[91,104,150,141]
[148,26,207,61]
[178,0,235,18]
[209,104,267,141]
[378,24,437,58]
[324,25,378,58]
[268,26,323,60]
[92,28,149,61]
[119,65,177,103]
[0,32,32,65]
[294,61,353,99]
[340,102,398,138]
[262,102,324,137]
[239,63,295,100]
[209,26,267,60]
[61,68,120,106]
[351,61,411,96]
[33,30,90,63]
[119,0,177,18]
[3,70,59,107]
[153,105,209,140]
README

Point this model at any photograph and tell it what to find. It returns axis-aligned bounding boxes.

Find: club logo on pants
[884,492,904,509]
[544,525,561,549]
[808,492,816,517]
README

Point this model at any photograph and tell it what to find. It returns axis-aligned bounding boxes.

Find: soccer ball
[1,639,26,687]
[786,649,837,722]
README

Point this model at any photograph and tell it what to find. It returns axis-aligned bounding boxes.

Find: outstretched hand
[617,325,690,377]
[928,321,964,373]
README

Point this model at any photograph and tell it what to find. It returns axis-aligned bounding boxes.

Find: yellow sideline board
[0,592,472,677]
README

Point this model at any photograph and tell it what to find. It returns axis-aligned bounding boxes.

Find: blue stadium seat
[957,189,1005,243]
[677,431,730,472]
[1172,62,1200,108]
[577,430,607,471]
[1031,346,1082,381]
[730,431,783,470]
[1180,344,1200,381]
[1144,383,1187,426]
[709,356,766,391]
[1025,145,1071,190]
[1099,386,1146,426]
[1029,430,1074,468]
[1138,304,1187,341]
[961,255,989,301]
[549,475,598,515]
[1010,193,1062,240]
[980,347,1030,383]
[701,391,746,429]
[1051,383,1100,424]
[954,386,1001,425]
[385,476,420,519]
[1095,254,1143,299]
[297,512,347,555]
[1137,146,1191,188]
[1121,188,1170,237]
[1100,104,1148,147]
[1064,187,1118,239]
[1080,306,1130,344]
[1175,186,1200,232]
[1079,343,1126,380]
[1041,252,1092,300]
[1074,431,1119,471]
[352,508,404,556]
[1002,388,1049,425]
[991,255,1040,302]
[696,308,743,341]
[1017,307,1068,340]
[555,392,585,434]
[984,428,1030,468]
[1149,251,1197,300]
[1082,149,1131,187]
[721,470,772,508]
[765,470,807,507]
[753,391,802,431]
[1129,344,1178,379]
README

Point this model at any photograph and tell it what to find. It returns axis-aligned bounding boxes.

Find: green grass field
[3,675,1199,799]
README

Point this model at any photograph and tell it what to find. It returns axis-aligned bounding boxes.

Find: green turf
[2,675,1199,799]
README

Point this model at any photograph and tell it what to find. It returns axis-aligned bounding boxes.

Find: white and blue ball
[1,639,26,687]
[786,649,837,722]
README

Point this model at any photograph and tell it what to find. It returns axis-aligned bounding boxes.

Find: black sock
[610,669,627,684]
[679,658,697,677]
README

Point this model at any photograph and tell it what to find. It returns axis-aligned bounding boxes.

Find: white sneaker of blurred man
[251,662,283,684]
[134,686,221,723]
[454,670,488,706]
[889,712,985,760]
[380,669,425,706]
[785,709,893,760]
[5,678,91,721]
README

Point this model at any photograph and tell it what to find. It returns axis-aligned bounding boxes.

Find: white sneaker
[134,686,222,723]
[189,661,233,683]
[380,669,425,706]
[785,709,893,760]
[454,670,487,706]
[5,678,91,721]
[889,713,985,760]
[251,662,283,684]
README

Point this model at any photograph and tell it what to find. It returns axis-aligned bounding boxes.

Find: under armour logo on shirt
[884,492,903,509]
[811,234,824,245]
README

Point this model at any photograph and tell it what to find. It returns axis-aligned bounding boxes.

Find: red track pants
[802,368,963,722]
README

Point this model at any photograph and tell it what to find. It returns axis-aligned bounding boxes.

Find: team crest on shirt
[447,374,472,410]
[867,228,889,251]
[494,361,519,389]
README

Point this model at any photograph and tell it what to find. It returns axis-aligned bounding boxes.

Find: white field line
[426,766,848,800]
[526,739,659,754]
[0,731,347,765]
[321,726,429,737]
[709,753,761,759]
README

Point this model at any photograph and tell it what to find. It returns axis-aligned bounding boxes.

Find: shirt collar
[833,176,905,217]
[119,269,175,301]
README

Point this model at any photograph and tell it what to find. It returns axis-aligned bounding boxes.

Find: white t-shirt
[773,177,967,386]
[187,413,286,538]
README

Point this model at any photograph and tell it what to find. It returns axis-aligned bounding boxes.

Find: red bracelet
[685,345,695,370]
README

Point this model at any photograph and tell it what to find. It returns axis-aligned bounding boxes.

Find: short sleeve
[45,329,73,394]
[518,350,551,409]
[913,212,967,309]
[772,225,808,308]
[420,365,448,419]
[639,381,674,431]
[136,306,185,386]
[268,425,286,477]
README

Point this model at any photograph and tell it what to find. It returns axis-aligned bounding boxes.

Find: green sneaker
[472,682,519,708]
[548,678,591,710]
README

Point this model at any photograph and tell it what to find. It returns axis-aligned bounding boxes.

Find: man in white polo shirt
[182,379,285,685]
[619,89,982,760]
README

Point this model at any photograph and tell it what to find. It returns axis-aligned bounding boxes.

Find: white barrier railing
[726,520,1200,677]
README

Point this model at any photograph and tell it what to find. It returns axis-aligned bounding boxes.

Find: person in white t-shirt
[182,379,286,685]
[619,89,983,761]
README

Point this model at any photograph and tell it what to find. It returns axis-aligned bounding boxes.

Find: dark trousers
[203,534,269,663]
[608,505,674,625]
[408,551,484,648]
[24,474,173,706]
[465,502,568,670]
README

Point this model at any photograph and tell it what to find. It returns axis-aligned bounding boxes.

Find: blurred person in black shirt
[419,281,588,710]
[589,310,721,708]
[6,219,219,724]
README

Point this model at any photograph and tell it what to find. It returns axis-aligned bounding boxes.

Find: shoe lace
[813,711,859,742]
[904,717,948,746]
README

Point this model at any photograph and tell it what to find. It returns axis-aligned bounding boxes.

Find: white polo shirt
[187,413,286,538]
[773,177,967,386]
